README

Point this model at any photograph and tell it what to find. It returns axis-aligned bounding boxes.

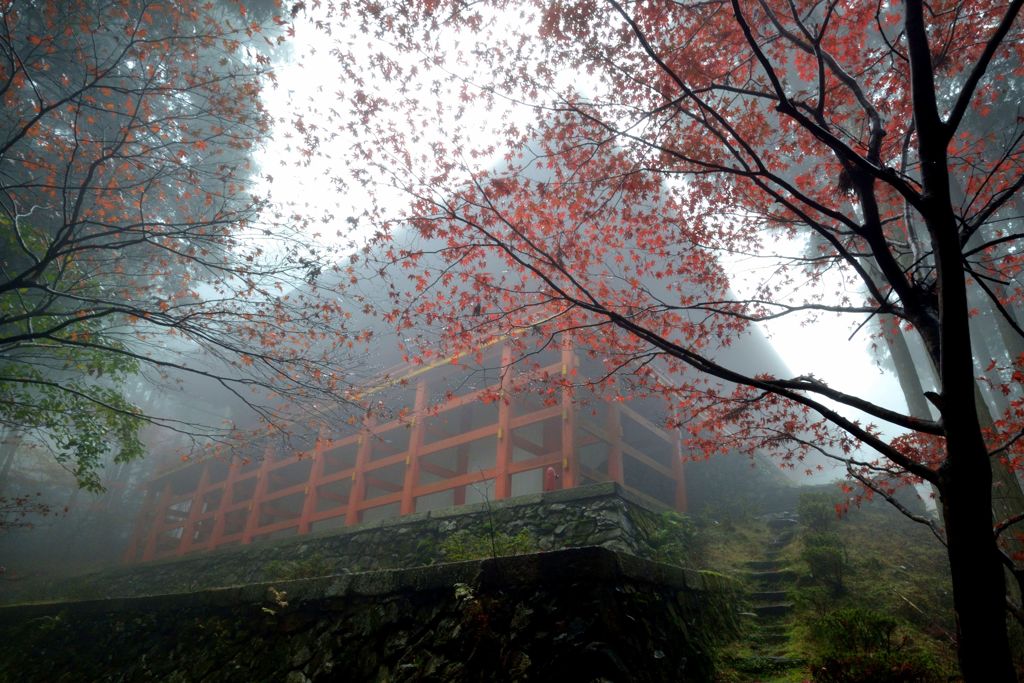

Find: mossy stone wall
[0,484,740,681]
[0,548,738,682]
[1,482,678,604]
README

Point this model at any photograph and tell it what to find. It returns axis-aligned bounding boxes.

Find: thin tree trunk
[0,431,22,494]
[881,319,934,420]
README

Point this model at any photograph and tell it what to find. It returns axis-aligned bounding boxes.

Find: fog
[2,0,1007,587]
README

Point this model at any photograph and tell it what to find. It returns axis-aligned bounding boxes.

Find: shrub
[647,511,707,566]
[440,528,535,561]
[802,532,848,595]
[808,608,941,683]
[798,493,837,532]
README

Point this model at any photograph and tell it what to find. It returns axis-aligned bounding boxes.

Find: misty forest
[1,0,1024,681]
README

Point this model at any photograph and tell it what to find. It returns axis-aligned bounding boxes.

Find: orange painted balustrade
[124,342,686,562]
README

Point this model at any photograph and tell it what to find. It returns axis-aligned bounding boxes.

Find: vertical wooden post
[672,428,687,512]
[608,401,624,485]
[176,462,211,556]
[123,484,156,562]
[452,406,473,504]
[345,417,375,526]
[208,456,241,549]
[453,450,469,505]
[241,443,274,544]
[495,344,514,500]
[141,480,173,562]
[400,380,428,514]
[298,428,328,534]
[561,338,577,489]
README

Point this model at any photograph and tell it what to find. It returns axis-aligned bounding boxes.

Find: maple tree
[0,0,359,494]
[295,0,1024,679]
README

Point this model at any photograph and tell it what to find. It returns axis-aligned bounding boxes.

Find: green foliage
[791,585,833,619]
[801,532,848,595]
[713,496,958,682]
[263,553,334,581]
[812,607,900,656]
[0,361,144,492]
[1,218,145,492]
[646,510,707,566]
[798,493,836,532]
[439,528,535,561]
[788,502,958,681]
[808,608,941,683]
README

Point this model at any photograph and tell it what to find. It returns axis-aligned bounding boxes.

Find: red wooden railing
[124,341,686,562]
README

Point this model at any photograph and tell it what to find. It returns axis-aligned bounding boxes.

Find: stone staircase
[729,513,806,681]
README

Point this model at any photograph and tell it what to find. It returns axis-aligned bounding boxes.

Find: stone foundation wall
[0,483,683,604]
[0,547,738,683]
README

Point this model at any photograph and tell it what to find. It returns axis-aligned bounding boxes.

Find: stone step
[770,531,797,546]
[754,602,794,618]
[749,626,786,643]
[746,569,797,587]
[745,559,784,571]
[752,590,788,603]
[766,517,799,532]
[758,632,790,645]
[732,654,806,675]
[754,628,790,641]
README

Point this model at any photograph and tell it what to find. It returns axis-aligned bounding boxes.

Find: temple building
[123,337,689,562]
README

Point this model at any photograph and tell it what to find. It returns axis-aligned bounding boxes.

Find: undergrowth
[707,491,963,682]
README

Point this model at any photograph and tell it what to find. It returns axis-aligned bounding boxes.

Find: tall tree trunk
[881,319,934,420]
[939,427,1015,681]
[992,291,1024,362]
[903,2,1016,672]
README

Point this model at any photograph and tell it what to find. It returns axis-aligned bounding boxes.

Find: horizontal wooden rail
[127,342,686,562]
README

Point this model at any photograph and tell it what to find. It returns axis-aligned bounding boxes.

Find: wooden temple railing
[123,341,687,562]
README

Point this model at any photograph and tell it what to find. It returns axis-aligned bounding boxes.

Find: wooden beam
[241,444,274,544]
[509,405,561,430]
[260,481,307,503]
[420,461,457,480]
[608,401,624,484]
[316,485,350,504]
[418,423,497,458]
[621,442,674,478]
[672,426,687,512]
[345,419,375,526]
[618,403,674,443]
[495,344,514,500]
[176,462,211,556]
[579,464,611,484]
[413,468,498,498]
[365,475,403,494]
[298,429,328,533]
[560,339,576,489]
[140,480,173,562]
[510,432,545,455]
[507,452,562,475]
[400,380,428,514]
[355,490,403,511]
[122,484,156,562]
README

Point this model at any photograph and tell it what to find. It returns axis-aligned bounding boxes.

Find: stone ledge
[0,549,739,683]
[138,482,648,568]
[0,547,730,623]
[0,482,684,605]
